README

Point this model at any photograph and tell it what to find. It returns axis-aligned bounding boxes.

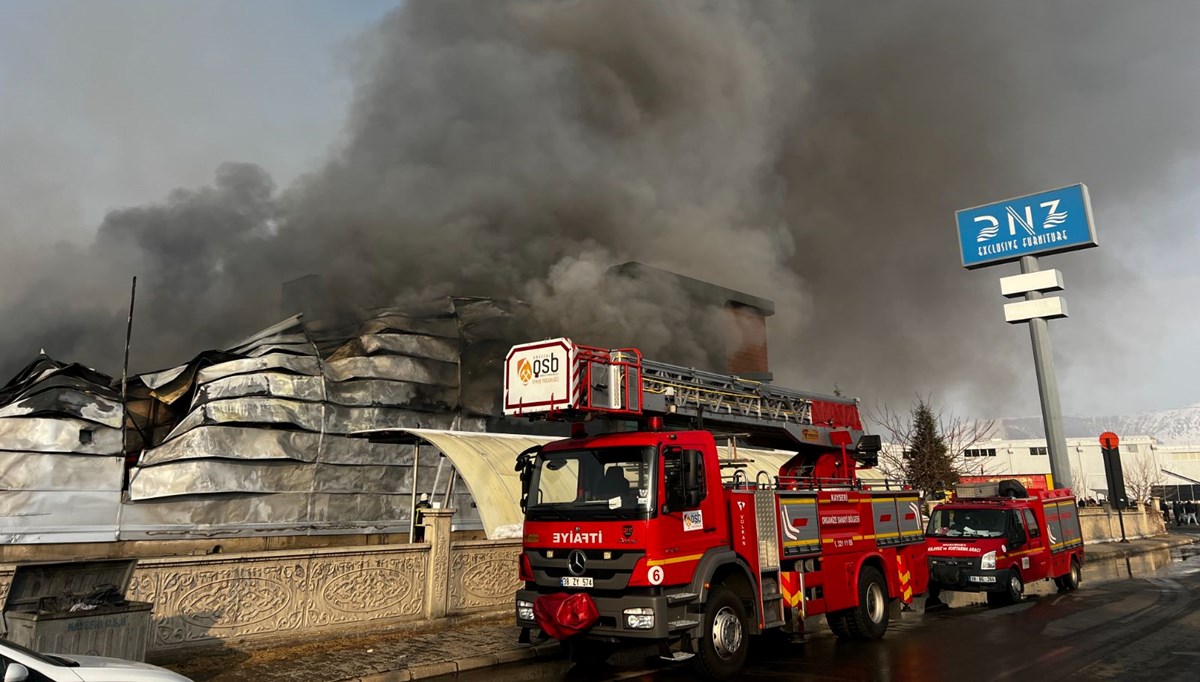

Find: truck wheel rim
[1011,574,1022,596]
[867,582,885,623]
[711,606,744,658]
[1072,563,1080,585]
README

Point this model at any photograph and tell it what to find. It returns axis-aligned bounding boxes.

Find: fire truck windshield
[526,446,655,520]
[926,508,1008,538]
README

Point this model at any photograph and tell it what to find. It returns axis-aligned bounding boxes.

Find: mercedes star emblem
[567,549,587,576]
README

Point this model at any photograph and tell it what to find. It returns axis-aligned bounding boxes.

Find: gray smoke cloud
[2,0,1199,417]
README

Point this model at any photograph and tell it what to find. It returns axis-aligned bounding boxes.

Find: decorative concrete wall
[0,509,523,653]
[127,544,430,649]
[1080,502,1166,543]
[449,540,524,614]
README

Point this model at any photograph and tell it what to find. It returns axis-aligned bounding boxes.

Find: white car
[0,639,192,682]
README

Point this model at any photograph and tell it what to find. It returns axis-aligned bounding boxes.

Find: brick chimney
[725,302,770,378]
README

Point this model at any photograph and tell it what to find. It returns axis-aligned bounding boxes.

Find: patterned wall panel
[448,540,522,613]
[127,546,429,649]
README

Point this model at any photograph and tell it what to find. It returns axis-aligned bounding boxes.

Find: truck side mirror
[683,450,702,507]
[663,446,685,513]
[515,446,540,512]
[1010,531,1026,550]
[1009,512,1026,549]
[854,434,882,467]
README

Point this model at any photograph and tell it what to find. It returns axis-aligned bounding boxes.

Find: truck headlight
[517,599,535,622]
[624,607,655,629]
[981,551,996,571]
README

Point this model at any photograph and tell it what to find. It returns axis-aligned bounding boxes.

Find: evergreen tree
[902,398,959,499]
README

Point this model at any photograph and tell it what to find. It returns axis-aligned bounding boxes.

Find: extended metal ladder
[575,346,865,451]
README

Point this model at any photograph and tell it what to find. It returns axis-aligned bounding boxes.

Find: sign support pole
[956,182,1095,493]
[1020,256,1073,490]
[1115,496,1129,542]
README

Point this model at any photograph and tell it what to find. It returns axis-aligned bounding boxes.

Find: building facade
[958,435,1200,503]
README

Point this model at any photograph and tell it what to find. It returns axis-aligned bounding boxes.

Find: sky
[1,1,1198,422]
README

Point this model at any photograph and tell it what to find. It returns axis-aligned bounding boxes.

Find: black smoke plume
[3,1,1198,415]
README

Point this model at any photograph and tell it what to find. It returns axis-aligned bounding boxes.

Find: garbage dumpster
[2,559,152,661]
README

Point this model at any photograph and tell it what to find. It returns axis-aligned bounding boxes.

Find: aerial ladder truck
[504,338,929,680]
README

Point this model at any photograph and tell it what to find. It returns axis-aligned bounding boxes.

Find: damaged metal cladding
[1,297,536,543]
[0,354,126,543]
[137,425,417,466]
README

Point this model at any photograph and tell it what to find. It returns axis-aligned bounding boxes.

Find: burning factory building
[0,263,776,547]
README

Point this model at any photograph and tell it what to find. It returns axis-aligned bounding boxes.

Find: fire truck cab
[926,482,1084,607]
[505,339,929,679]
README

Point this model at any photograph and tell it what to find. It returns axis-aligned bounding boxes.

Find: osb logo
[517,358,533,384]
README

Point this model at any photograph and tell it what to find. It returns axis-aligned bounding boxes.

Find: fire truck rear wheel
[1055,558,1081,592]
[691,585,749,680]
[845,566,889,640]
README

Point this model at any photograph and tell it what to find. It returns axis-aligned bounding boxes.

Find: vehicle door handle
[704,527,717,533]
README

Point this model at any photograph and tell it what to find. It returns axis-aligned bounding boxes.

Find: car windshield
[926,508,1008,538]
[526,446,655,520]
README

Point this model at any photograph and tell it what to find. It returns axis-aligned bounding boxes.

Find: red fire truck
[926,482,1084,607]
[504,339,929,679]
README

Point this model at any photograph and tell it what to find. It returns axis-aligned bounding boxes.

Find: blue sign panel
[955,184,1097,269]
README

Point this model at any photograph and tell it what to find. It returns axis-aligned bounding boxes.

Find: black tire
[691,585,749,680]
[926,581,944,604]
[988,570,1023,607]
[826,610,852,640]
[568,639,615,665]
[844,566,890,640]
[1057,558,1081,592]
[997,479,1029,498]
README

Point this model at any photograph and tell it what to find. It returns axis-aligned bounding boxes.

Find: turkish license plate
[561,576,593,588]
[968,575,996,583]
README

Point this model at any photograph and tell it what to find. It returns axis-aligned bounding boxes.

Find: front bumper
[929,558,1006,592]
[516,588,696,640]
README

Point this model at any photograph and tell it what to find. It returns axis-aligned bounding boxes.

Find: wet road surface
[454,545,1200,682]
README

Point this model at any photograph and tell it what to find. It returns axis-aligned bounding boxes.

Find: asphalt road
[458,544,1200,682]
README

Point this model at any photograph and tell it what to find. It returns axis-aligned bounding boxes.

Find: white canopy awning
[398,429,560,537]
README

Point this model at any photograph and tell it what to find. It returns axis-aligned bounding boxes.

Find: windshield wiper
[45,655,79,667]
[528,505,571,519]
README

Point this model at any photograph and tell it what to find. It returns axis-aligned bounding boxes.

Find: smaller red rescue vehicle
[926,481,1084,607]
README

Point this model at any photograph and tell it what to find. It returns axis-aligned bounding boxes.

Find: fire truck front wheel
[987,570,1023,607]
[691,585,749,680]
[844,565,889,640]
[568,639,616,665]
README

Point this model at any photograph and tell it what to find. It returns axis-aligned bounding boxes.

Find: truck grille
[528,549,645,591]
[930,557,978,586]
[930,557,977,569]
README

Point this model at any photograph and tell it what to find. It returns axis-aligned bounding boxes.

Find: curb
[1084,534,1197,560]
[349,641,562,682]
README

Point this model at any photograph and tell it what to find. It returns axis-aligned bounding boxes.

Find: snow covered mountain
[979,403,1200,445]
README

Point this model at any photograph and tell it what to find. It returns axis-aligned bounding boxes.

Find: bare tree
[869,395,992,499]
[1071,471,1090,501]
[1123,453,1164,506]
